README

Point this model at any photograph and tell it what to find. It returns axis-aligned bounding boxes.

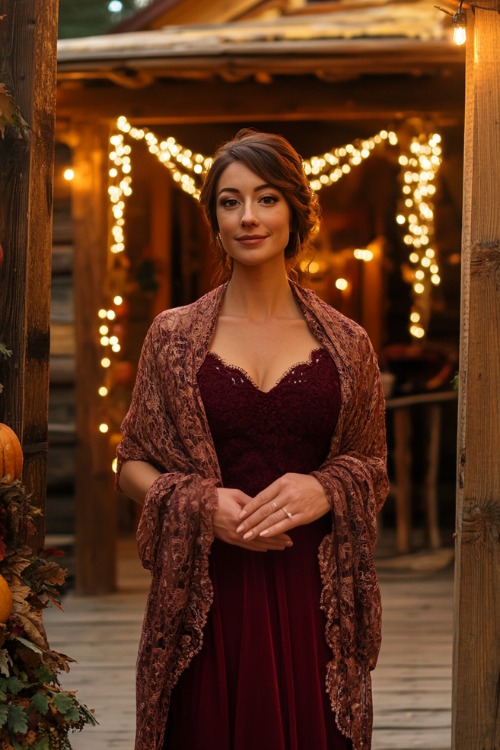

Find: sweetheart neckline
[204,348,326,395]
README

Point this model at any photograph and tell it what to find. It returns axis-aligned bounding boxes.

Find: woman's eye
[260,195,279,205]
[221,198,238,207]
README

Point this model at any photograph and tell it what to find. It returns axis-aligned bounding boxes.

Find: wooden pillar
[150,162,172,316]
[452,7,500,748]
[72,123,117,594]
[0,1,59,546]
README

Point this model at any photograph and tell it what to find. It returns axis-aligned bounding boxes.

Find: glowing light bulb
[63,168,75,181]
[452,9,467,46]
[99,423,109,433]
[335,278,349,291]
[98,386,109,397]
[353,249,374,262]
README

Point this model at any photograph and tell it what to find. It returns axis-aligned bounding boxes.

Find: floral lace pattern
[199,348,340,498]
[116,282,389,750]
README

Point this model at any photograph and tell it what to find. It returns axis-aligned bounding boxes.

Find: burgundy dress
[163,348,351,750]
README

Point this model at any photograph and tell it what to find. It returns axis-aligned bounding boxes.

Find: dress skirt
[163,349,351,750]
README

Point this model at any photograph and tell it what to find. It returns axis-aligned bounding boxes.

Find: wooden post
[452,7,500,748]
[0,1,59,546]
[72,123,117,594]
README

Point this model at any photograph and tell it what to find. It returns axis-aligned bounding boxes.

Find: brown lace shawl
[116,282,389,750]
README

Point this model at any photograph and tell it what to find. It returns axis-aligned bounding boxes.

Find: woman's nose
[241,201,258,225]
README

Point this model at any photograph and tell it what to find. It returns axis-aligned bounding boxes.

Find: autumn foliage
[0,477,97,749]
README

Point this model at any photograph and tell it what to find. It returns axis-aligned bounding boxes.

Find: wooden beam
[452,7,500,749]
[56,74,465,125]
[0,1,59,546]
[72,123,117,594]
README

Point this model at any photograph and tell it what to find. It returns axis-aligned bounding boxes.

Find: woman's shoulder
[293,283,370,343]
[148,284,226,338]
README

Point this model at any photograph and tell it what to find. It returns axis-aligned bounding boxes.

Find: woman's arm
[119,460,161,504]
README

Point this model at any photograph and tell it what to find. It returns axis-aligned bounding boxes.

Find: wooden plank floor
[44,538,453,750]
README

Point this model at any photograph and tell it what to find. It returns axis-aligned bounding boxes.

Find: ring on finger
[282,506,293,519]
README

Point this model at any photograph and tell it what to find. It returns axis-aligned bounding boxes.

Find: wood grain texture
[71,124,117,594]
[0,1,59,545]
[56,74,465,125]
[453,8,500,749]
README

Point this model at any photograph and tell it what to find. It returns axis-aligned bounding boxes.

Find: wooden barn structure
[1,1,498,747]
[51,0,468,595]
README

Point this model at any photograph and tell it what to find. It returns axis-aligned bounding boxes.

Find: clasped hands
[213,473,330,552]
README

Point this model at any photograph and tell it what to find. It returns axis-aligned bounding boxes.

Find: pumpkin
[0,423,23,482]
[0,574,13,623]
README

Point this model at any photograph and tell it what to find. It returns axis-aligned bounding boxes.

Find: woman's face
[215,161,291,270]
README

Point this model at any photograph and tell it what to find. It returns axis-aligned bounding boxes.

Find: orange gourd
[0,423,23,482]
[0,574,13,623]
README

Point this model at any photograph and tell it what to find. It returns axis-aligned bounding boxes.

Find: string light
[353,248,374,262]
[396,131,443,338]
[452,3,467,45]
[98,120,443,438]
[115,116,397,198]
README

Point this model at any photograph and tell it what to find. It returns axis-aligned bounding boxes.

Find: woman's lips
[235,235,268,245]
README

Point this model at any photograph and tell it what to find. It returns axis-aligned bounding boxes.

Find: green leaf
[37,665,56,683]
[0,342,13,359]
[31,737,50,750]
[52,691,75,715]
[7,704,28,734]
[30,691,50,715]
[6,676,23,694]
[0,702,8,728]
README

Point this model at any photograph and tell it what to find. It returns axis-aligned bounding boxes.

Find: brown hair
[199,129,320,278]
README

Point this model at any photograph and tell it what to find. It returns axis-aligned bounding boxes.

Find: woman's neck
[222,264,298,322]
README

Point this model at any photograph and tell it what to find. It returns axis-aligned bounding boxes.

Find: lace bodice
[197,348,341,496]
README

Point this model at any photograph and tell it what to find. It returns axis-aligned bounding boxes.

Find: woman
[116,129,389,750]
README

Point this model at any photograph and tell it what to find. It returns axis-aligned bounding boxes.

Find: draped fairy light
[304,129,398,192]
[99,119,443,425]
[396,133,442,339]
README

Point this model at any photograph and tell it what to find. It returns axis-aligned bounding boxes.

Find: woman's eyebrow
[217,183,273,197]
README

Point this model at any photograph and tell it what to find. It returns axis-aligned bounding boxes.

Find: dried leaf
[0,648,12,677]
[0,84,27,139]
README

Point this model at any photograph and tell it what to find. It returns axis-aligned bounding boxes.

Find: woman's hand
[214,488,293,552]
[235,473,330,541]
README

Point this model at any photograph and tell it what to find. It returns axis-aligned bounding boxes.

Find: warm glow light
[353,248,374,262]
[397,131,442,339]
[98,309,107,319]
[63,168,75,181]
[112,458,118,473]
[410,324,426,339]
[106,310,116,320]
[99,423,109,433]
[101,357,111,368]
[335,278,349,291]
[113,295,123,305]
[98,386,109,397]
[308,261,320,274]
[452,10,467,46]
[99,325,109,335]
